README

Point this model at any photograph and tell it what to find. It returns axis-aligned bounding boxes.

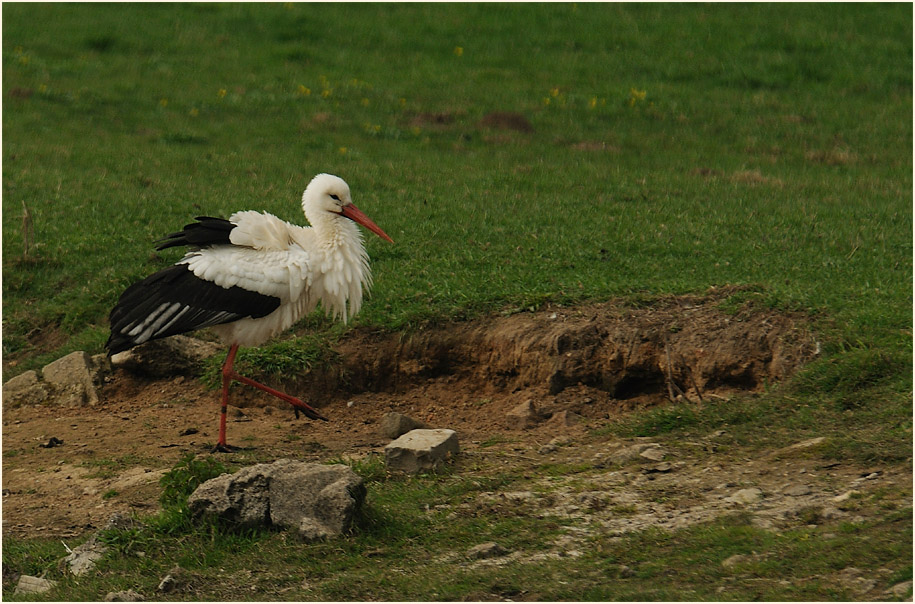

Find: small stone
[639,447,665,462]
[722,554,749,568]
[783,437,826,451]
[726,488,763,505]
[157,567,184,593]
[604,443,661,466]
[379,412,428,439]
[467,542,508,559]
[14,575,57,595]
[384,429,459,473]
[887,580,913,598]
[104,589,145,601]
[505,400,543,430]
[538,443,558,454]
[546,410,582,427]
[64,536,107,576]
[617,564,635,578]
[783,484,812,497]
[644,462,672,474]
[833,490,859,502]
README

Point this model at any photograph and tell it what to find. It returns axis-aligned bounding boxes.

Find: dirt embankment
[2,287,821,538]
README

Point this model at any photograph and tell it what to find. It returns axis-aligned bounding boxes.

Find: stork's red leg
[212,344,328,453]
[213,344,240,453]
[228,372,329,421]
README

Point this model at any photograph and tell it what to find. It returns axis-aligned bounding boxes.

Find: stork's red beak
[340,203,394,243]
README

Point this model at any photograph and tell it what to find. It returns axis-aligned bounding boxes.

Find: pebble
[467,542,508,559]
[783,484,812,497]
[14,575,57,595]
[104,589,145,601]
[725,488,762,504]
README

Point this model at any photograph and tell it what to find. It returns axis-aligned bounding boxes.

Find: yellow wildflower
[588,97,597,109]
[454,46,463,57]
[217,88,227,99]
[338,147,347,154]
[298,85,311,96]
[159,98,168,107]
[321,88,332,98]
[550,87,560,97]
[628,88,647,106]
[190,108,199,117]
[361,98,370,107]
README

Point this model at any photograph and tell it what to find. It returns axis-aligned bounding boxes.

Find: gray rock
[110,335,222,377]
[384,429,459,473]
[781,436,826,452]
[105,589,145,601]
[725,488,763,505]
[504,400,543,430]
[2,370,49,406]
[602,443,662,466]
[836,567,877,594]
[187,460,365,541]
[887,580,913,598]
[379,412,428,439]
[64,536,107,576]
[42,351,98,406]
[157,567,184,594]
[467,542,508,559]
[546,410,582,427]
[14,574,57,595]
[617,564,636,578]
[639,447,666,462]
[722,554,749,568]
[833,490,859,503]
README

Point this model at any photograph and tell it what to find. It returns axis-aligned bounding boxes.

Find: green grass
[3,4,911,370]
[2,3,911,601]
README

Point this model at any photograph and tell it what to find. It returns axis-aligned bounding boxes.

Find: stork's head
[303,173,394,243]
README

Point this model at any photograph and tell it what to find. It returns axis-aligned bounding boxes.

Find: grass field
[2,3,912,601]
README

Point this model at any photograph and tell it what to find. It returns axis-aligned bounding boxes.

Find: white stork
[106,173,393,451]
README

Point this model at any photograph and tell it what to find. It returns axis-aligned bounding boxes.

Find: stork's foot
[291,402,329,422]
[211,442,251,453]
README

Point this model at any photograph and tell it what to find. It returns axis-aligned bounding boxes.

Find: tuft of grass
[200,333,340,389]
[158,453,229,511]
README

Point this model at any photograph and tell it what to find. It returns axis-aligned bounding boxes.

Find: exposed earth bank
[3,288,909,601]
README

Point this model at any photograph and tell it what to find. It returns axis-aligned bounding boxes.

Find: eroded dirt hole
[292,286,818,410]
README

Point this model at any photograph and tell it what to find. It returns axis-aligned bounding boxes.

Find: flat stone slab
[14,575,57,595]
[384,429,459,473]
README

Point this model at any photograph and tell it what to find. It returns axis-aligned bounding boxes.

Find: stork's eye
[329,194,341,202]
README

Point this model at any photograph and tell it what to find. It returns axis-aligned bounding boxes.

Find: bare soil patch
[3,288,826,539]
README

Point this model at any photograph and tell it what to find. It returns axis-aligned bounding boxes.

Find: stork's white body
[184,209,371,347]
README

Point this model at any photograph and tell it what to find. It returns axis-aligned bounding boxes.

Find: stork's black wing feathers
[156,216,235,251]
[106,264,280,355]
